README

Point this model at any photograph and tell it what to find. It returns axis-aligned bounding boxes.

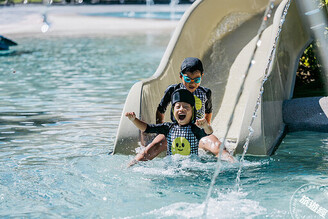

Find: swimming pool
[0,34,327,218]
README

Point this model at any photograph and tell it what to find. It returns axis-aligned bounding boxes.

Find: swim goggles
[180,72,202,83]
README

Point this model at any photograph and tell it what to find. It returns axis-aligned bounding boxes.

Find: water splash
[142,190,267,218]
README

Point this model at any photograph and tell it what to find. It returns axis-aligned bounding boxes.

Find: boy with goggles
[129,57,231,165]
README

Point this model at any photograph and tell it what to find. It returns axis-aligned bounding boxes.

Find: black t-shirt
[145,122,208,155]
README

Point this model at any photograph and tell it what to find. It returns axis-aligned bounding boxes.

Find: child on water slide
[127,57,235,165]
[125,89,234,166]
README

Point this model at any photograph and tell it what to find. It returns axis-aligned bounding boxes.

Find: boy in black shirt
[126,89,233,166]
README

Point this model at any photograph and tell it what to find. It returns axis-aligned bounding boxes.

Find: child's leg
[199,135,236,163]
[128,134,167,167]
[199,134,221,154]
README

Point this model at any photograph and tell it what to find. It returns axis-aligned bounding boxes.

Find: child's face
[173,101,193,125]
[180,70,203,93]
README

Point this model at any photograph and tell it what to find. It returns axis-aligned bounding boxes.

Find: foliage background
[294,0,327,97]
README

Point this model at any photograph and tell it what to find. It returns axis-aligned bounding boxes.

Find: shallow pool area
[0,34,328,218]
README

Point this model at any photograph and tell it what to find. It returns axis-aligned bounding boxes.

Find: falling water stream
[235,0,292,192]
[202,0,294,216]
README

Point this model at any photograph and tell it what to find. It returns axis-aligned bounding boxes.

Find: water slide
[113,0,314,156]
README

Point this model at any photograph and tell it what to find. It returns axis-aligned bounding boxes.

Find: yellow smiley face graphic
[194,95,202,111]
[171,137,191,155]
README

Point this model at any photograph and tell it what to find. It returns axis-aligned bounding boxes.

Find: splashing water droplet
[257,40,262,47]
[280,17,285,24]
[270,2,274,9]
[251,60,256,65]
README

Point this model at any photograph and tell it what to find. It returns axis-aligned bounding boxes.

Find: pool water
[0,35,328,218]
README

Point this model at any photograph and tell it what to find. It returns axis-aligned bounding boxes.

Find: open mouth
[188,86,195,90]
[178,115,186,120]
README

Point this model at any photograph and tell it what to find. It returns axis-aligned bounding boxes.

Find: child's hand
[125,112,147,132]
[125,112,136,121]
[196,118,208,129]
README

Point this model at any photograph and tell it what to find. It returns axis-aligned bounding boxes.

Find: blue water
[0,35,328,218]
[83,11,184,20]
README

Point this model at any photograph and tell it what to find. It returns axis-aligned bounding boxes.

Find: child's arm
[156,85,177,124]
[125,112,147,132]
[205,113,212,125]
[155,109,165,124]
[195,118,213,135]
[205,88,213,125]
